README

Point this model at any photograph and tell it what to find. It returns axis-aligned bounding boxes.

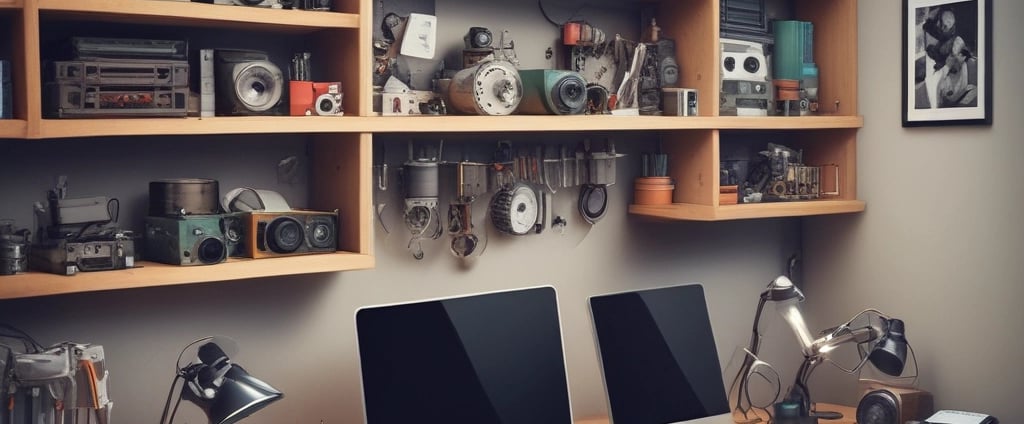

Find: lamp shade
[868,318,908,376]
[204,365,283,424]
[181,342,284,424]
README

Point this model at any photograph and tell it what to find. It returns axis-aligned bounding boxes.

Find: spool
[149,178,220,217]
[448,60,522,115]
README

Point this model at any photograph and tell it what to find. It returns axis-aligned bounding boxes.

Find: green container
[773,20,813,81]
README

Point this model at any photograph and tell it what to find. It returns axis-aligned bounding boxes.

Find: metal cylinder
[448,60,522,115]
[149,178,220,217]
[403,160,439,199]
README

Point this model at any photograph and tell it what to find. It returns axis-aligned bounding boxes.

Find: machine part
[447,202,479,258]
[448,60,522,115]
[490,184,539,235]
[579,184,608,224]
[148,178,220,217]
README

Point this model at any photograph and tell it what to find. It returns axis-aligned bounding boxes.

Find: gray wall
[802,0,1024,422]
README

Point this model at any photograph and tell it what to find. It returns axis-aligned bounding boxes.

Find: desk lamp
[159,337,283,424]
[734,276,914,423]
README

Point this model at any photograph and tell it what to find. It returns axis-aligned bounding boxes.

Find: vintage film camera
[517,69,587,115]
[144,215,229,266]
[214,49,284,116]
[720,38,770,116]
[290,81,344,116]
[245,210,337,259]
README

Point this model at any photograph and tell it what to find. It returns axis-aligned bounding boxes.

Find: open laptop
[355,286,573,424]
[589,283,733,424]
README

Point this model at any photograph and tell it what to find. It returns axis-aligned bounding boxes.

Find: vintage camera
[720,38,770,116]
[289,81,344,116]
[29,233,136,276]
[246,210,337,259]
[312,82,343,115]
[0,222,30,275]
[856,379,933,424]
[144,215,228,266]
[215,49,284,116]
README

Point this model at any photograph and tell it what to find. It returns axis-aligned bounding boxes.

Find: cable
[0,323,43,352]
[538,0,586,26]
[158,374,182,424]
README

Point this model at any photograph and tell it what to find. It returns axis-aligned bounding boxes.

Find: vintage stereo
[45,83,188,118]
[53,60,188,87]
[28,235,136,276]
[856,379,933,424]
[720,38,770,116]
[246,210,337,259]
[663,88,698,116]
[517,69,587,115]
[214,49,284,116]
[144,215,228,266]
[69,37,187,61]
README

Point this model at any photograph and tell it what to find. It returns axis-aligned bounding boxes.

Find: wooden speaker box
[856,379,933,424]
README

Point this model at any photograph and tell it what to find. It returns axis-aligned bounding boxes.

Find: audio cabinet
[0,0,862,299]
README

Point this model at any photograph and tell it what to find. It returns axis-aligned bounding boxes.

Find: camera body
[246,210,337,259]
[214,49,284,116]
[720,38,770,116]
[313,82,344,115]
[144,215,228,266]
[0,223,30,275]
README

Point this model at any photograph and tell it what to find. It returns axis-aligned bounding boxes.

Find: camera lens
[197,237,225,264]
[318,97,334,113]
[744,56,760,74]
[267,217,303,253]
[724,56,735,72]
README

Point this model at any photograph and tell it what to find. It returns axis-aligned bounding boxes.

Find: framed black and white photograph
[903,0,992,127]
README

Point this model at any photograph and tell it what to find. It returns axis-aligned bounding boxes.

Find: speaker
[214,49,284,116]
[246,210,338,259]
[856,379,933,424]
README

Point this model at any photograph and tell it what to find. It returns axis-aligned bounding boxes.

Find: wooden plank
[630,200,865,221]
[657,0,719,116]
[662,129,716,206]
[310,133,373,255]
[0,120,26,138]
[797,0,858,115]
[0,253,375,300]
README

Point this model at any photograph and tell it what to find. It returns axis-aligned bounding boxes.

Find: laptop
[589,283,733,424]
[355,286,573,424]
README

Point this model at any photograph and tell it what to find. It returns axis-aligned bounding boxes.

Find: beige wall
[802,0,1024,421]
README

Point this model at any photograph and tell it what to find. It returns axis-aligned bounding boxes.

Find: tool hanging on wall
[402,140,443,259]
[578,139,623,224]
[373,144,389,234]
[447,158,489,258]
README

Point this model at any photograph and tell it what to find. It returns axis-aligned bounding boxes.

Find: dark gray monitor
[355,286,573,424]
[589,283,732,424]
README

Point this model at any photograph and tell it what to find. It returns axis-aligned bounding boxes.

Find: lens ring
[197,237,226,264]
[267,216,304,253]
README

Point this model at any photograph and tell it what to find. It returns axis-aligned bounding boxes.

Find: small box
[381,90,442,116]
[662,88,697,116]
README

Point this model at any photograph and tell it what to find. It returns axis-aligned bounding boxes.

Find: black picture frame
[902,0,992,127]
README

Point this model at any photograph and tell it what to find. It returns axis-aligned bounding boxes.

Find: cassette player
[54,60,189,87]
[46,83,189,118]
[28,234,136,276]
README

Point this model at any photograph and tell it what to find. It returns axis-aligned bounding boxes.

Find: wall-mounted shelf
[0,120,26,138]
[0,253,374,300]
[630,199,866,222]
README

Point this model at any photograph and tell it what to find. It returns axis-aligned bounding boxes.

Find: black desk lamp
[160,337,283,424]
[732,276,915,423]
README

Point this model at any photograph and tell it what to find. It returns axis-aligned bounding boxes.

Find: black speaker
[856,379,932,424]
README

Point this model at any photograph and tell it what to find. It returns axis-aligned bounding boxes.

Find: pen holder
[633,176,674,205]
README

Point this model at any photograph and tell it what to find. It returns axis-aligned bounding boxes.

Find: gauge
[491,184,539,235]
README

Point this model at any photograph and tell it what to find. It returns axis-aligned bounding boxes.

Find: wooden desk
[576,403,857,424]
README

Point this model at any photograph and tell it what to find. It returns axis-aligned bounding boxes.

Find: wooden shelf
[37,0,359,32]
[0,119,27,138]
[24,115,864,138]
[629,200,866,221]
[0,252,374,300]
[0,0,21,10]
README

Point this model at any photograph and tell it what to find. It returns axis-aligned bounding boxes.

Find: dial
[509,187,539,234]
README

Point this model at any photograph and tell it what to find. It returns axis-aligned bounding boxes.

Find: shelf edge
[0,253,375,300]
[629,200,866,221]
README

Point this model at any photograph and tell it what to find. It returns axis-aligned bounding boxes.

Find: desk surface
[576,403,858,424]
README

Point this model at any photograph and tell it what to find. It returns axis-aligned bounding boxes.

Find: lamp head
[762,275,805,302]
[868,318,908,376]
[180,341,283,424]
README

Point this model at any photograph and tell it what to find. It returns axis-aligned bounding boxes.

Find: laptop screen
[589,284,730,424]
[355,286,573,424]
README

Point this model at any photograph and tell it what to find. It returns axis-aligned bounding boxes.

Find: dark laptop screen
[589,284,730,424]
[356,286,572,424]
